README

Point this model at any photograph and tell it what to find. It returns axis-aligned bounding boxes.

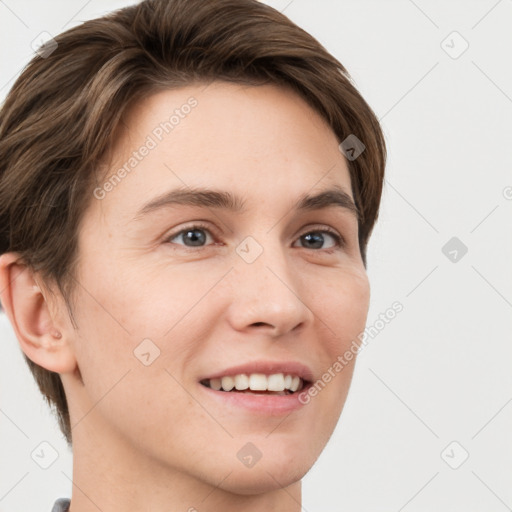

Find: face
[64,81,370,493]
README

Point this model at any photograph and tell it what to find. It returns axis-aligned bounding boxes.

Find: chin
[217,460,309,495]
[205,437,316,495]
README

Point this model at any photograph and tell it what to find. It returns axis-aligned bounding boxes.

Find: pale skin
[0,81,370,511]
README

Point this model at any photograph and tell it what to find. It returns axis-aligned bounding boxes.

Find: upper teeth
[206,373,302,392]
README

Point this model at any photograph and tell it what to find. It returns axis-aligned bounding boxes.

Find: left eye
[166,225,344,250]
[293,230,343,250]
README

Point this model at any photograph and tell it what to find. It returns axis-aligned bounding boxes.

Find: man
[0,1,386,510]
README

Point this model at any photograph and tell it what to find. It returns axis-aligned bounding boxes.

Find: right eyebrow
[133,187,246,221]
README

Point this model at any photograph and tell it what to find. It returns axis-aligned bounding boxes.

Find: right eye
[164,223,217,249]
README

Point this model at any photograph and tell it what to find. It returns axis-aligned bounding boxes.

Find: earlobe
[0,252,76,374]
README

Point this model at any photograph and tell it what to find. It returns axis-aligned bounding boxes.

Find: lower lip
[198,382,312,415]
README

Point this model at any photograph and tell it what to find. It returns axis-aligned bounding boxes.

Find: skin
[0,81,370,511]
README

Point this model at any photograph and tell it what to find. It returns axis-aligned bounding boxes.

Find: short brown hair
[0,0,386,446]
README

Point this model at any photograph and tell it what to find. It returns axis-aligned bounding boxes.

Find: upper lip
[200,360,314,383]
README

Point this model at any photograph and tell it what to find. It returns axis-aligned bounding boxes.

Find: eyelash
[164,222,346,252]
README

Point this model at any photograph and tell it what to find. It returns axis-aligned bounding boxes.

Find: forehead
[92,81,353,220]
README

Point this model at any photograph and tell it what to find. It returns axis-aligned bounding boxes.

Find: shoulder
[51,497,71,512]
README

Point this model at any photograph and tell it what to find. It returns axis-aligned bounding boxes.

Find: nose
[225,237,315,337]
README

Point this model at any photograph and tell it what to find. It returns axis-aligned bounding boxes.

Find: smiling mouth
[200,372,308,396]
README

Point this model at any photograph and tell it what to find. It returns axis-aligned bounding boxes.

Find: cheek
[306,267,369,424]
[73,253,187,339]
[68,289,200,448]
[318,267,370,354]
[69,258,218,406]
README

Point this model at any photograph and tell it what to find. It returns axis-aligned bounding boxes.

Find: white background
[1,1,511,511]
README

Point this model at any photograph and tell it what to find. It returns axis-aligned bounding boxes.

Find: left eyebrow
[132,184,360,221]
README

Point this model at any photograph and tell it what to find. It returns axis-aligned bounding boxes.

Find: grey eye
[168,227,213,247]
